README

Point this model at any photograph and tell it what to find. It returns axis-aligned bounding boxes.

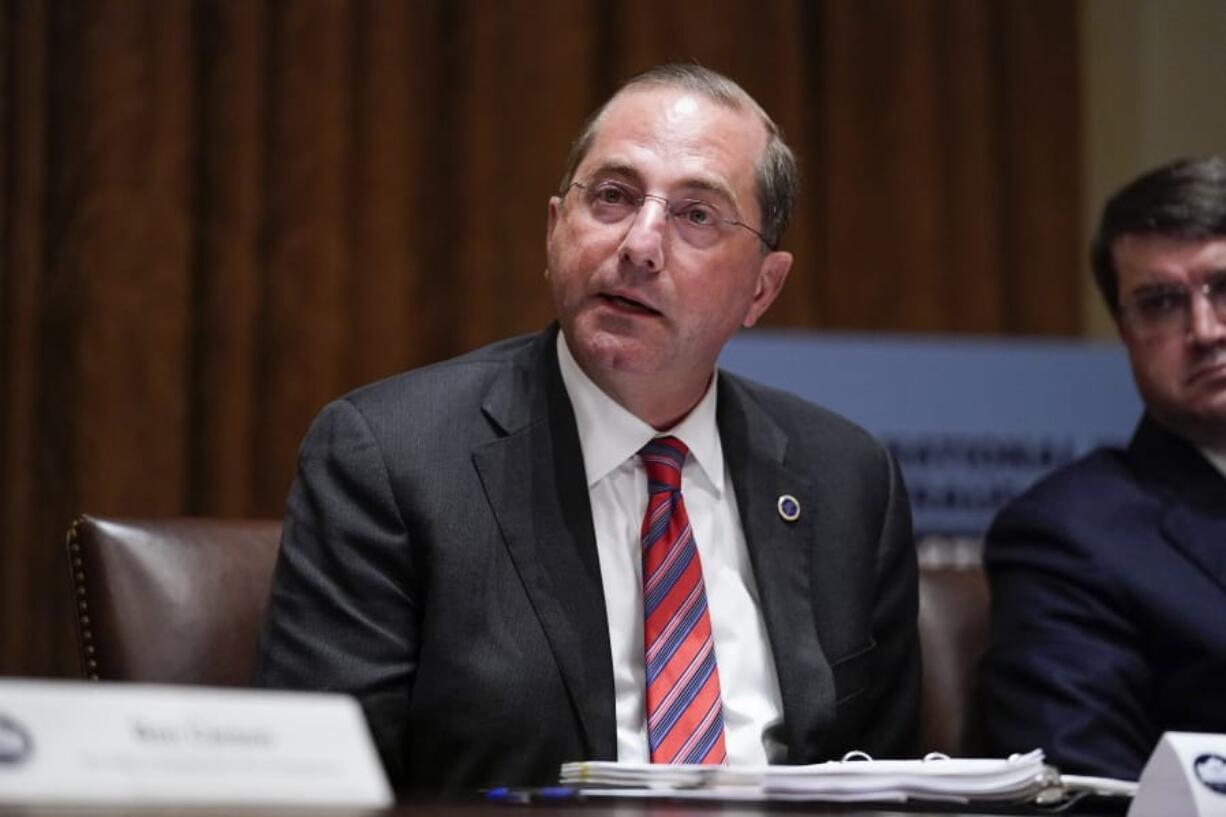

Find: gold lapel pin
[777,494,800,522]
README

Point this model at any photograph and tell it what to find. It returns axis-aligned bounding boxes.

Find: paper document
[561,750,1055,804]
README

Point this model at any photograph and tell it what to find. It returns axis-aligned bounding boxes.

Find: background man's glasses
[566,179,775,251]
[1121,271,1226,338]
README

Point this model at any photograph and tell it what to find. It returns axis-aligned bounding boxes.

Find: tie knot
[639,436,688,492]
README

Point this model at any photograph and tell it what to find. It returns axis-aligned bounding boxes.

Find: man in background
[982,156,1226,779]
[255,63,918,794]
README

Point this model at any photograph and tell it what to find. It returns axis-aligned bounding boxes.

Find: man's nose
[1187,288,1226,345]
[618,197,668,273]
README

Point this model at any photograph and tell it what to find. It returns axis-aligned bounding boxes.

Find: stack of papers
[764,752,1052,803]
[560,750,1055,804]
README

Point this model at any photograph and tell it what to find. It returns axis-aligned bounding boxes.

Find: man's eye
[592,183,633,206]
[1135,289,1186,316]
[1205,274,1226,300]
[677,201,718,227]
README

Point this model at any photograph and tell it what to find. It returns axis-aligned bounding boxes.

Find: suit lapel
[718,374,834,763]
[1131,416,1226,598]
[1164,507,1226,597]
[471,329,617,760]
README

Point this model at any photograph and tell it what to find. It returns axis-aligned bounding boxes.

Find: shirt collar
[556,331,725,494]
[1198,444,1226,482]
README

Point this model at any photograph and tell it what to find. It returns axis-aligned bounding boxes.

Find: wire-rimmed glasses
[565,179,775,251]
[1120,271,1226,339]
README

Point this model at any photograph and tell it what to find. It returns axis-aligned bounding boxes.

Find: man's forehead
[1115,234,1226,278]
[578,87,765,203]
[591,85,762,145]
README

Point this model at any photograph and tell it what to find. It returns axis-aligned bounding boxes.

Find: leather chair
[66,515,281,685]
[917,564,990,757]
[65,513,992,754]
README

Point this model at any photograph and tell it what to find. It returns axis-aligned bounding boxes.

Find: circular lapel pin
[777,494,800,522]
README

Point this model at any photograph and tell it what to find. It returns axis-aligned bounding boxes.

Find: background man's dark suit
[982,415,1226,779]
[254,326,919,793]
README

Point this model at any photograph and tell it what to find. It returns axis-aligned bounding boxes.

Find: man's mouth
[1185,351,1226,387]
[1187,360,1226,386]
[599,292,661,316]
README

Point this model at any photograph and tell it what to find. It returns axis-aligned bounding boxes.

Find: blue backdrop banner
[719,330,1142,538]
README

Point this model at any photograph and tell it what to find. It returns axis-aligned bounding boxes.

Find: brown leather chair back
[65,514,991,746]
[917,564,989,756]
[66,515,281,685]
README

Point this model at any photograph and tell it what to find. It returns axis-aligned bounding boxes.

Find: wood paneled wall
[0,0,1080,677]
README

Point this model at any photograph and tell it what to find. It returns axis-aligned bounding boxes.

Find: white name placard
[1130,732,1226,817]
[0,678,392,808]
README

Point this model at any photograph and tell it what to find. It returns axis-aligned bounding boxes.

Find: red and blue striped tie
[639,436,728,765]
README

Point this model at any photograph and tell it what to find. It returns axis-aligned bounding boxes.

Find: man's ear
[547,196,562,240]
[742,251,793,328]
[545,196,562,279]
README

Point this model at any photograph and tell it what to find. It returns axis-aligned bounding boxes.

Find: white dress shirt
[556,332,786,765]
[1198,444,1226,480]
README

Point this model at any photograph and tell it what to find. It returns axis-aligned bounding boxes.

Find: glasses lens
[1129,287,1188,335]
[669,199,724,248]
[1206,273,1226,320]
[581,181,638,224]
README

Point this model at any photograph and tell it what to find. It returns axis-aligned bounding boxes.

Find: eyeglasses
[564,179,775,250]
[1120,271,1226,338]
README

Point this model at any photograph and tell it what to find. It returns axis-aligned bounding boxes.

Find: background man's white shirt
[1199,444,1226,480]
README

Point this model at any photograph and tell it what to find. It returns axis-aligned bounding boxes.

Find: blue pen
[484,786,579,803]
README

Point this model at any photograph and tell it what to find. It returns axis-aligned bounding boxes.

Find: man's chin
[1154,399,1226,449]
[575,335,659,373]
[1192,400,1226,434]
[1183,376,1226,415]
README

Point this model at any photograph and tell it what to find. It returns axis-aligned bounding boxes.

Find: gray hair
[559,63,798,251]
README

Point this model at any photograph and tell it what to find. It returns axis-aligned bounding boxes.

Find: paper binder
[561,749,1138,807]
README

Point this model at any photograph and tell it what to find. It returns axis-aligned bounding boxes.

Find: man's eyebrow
[1130,281,1182,294]
[677,177,741,212]
[582,161,743,213]
[584,161,641,183]
[1132,268,1226,292]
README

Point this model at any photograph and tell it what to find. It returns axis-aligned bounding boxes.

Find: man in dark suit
[982,156,1226,780]
[254,64,919,794]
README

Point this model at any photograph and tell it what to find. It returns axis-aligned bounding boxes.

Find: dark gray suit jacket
[254,327,919,794]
